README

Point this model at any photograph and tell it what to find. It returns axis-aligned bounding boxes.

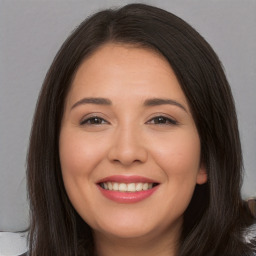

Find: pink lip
[97,175,160,204]
[98,185,159,203]
[97,175,158,183]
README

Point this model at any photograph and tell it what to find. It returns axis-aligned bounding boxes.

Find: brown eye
[80,117,108,125]
[147,116,177,125]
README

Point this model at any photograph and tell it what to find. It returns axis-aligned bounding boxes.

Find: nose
[107,126,148,166]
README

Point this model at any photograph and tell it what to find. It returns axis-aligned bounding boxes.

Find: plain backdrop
[0,0,255,232]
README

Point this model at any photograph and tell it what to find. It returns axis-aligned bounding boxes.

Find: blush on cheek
[59,133,108,180]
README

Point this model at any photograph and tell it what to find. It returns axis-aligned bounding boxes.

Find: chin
[95,224,155,240]
[91,214,158,239]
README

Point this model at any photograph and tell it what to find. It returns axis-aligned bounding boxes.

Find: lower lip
[98,185,159,203]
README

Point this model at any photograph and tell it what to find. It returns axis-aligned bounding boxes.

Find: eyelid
[79,113,110,125]
[79,112,178,126]
[146,114,178,125]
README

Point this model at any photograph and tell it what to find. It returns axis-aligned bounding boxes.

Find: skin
[59,43,207,256]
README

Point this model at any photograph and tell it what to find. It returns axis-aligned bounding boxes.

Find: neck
[93,221,181,256]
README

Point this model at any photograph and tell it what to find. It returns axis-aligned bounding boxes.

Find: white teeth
[107,182,112,190]
[112,182,119,191]
[136,183,143,191]
[101,182,155,192]
[143,183,149,190]
[119,183,127,192]
[127,183,136,192]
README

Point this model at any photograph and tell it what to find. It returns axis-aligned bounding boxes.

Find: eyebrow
[144,98,187,112]
[71,97,112,109]
[71,97,187,112]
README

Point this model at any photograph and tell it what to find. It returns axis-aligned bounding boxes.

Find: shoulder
[243,223,256,243]
[243,223,256,255]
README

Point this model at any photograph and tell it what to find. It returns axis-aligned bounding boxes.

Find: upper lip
[97,175,159,184]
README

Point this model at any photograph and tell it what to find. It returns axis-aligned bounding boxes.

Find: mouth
[98,182,159,192]
[96,175,160,203]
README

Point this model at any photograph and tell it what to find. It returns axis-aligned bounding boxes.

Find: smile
[99,182,158,192]
[97,175,160,203]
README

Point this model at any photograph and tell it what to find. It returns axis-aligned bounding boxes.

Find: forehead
[66,43,188,107]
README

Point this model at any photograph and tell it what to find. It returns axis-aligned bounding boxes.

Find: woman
[26,3,255,256]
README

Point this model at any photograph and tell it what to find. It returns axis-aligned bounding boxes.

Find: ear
[196,163,207,185]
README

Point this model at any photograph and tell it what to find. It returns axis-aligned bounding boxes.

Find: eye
[147,116,177,125]
[80,116,109,125]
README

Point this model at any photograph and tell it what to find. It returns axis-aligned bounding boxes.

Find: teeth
[127,183,136,192]
[119,183,127,192]
[143,183,148,190]
[136,183,143,191]
[107,182,113,190]
[112,182,119,191]
[100,182,156,192]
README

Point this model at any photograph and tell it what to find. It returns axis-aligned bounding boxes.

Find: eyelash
[147,116,178,125]
[80,116,109,125]
[80,115,178,126]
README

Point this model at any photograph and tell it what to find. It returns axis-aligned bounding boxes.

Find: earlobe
[196,164,207,185]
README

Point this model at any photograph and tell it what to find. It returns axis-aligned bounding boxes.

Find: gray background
[0,0,255,232]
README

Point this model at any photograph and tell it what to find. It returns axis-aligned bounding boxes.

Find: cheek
[151,128,201,200]
[158,134,201,213]
[59,129,106,177]
[154,130,200,173]
[58,128,108,213]
[58,128,107,221]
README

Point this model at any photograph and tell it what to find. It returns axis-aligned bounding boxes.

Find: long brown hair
[27,4,255,255]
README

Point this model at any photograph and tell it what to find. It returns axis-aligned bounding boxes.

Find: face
[59,43,207,242]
